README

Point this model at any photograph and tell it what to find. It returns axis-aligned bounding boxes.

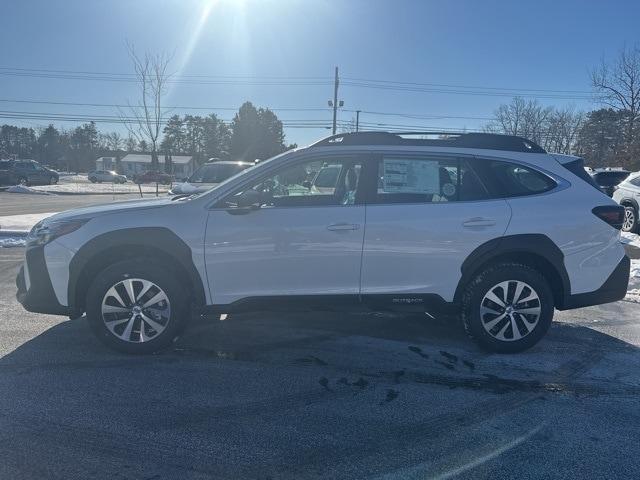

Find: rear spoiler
[553,155,601,191]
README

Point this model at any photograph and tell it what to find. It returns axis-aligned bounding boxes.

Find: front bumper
[558,255,631,310]
[16,245,72,316]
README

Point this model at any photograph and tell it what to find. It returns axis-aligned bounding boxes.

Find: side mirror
[302,180,312,189]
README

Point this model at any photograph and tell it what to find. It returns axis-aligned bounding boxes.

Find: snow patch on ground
[0,212,57,232]
[0,236,26,248]
[621,231,640,249]
[5,185,55,195]
[29,182,170,194]
[625,259,640,303]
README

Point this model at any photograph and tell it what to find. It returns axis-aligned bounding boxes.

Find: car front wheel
[461,263,554,353]
[86,260,190,354]
[622,205,638,233]
[49,176,58,185]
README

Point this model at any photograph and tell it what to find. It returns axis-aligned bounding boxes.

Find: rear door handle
[463,217,496,228]
[327,222,360,231]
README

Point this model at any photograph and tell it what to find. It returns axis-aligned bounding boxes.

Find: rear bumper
[16,245,72,316]
[558,255,630,310]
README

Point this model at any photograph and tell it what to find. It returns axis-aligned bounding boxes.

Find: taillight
[592,205,625,230]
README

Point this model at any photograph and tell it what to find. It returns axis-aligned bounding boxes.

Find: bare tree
[104,132,122,151]
[124,135,137,152]
[591,45,640,142]
[485,97,553,145]
[542,107,584,154]
[119,42,172,169]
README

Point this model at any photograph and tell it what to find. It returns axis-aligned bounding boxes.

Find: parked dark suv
[589,168,630,197]
[0,159,59,186]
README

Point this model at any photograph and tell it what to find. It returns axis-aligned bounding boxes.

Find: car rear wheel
[461,263,554,353]
[86,260,190,354]
[18,177,28,186]
[622,205,638,233]
[49,176,58,185]
[89,177,97,183]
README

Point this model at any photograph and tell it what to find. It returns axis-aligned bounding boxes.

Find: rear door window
[475,159,557,198]
[373,155,489,204]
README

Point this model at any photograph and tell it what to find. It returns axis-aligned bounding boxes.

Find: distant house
[95,154,196,178]
[95,156,116,170]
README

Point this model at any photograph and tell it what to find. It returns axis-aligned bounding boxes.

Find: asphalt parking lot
[1,196,640,479]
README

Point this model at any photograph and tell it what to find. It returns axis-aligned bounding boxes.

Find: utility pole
[327,66,343,135]
[355,110,361,132]
[332,67,339,134]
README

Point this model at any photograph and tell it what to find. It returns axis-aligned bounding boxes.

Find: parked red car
[133,171,173,185]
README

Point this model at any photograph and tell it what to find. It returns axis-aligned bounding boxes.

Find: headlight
[27,219,89,247]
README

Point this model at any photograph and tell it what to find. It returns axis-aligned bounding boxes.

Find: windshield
[188,163,251,183]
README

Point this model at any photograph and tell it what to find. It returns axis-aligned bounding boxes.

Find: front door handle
[327,223,360,231]
[463,217,496,228]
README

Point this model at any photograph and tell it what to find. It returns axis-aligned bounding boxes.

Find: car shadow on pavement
[2,306,640,479]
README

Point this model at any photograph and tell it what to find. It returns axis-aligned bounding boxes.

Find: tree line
[0,101,295,172]
[485,44,640,170]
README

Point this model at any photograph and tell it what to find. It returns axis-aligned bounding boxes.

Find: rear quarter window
[476,159,557,198]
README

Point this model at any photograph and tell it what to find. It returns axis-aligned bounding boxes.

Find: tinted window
[592,171,629,187]
[478,160,556,198]
[189,163,249,183]
[374,156,488,204]
[630,176,640,187]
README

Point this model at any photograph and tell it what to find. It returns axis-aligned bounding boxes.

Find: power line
[0,66,595,100]
[0,98,330,112]
[341,76,592,95]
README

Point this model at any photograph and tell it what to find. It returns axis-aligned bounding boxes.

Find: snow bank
[0,212,57,232]
[625,259,640,303]
[0,236,26,248]
[29,182,170,195]
[621,231,640,249]
[5,185,54,195]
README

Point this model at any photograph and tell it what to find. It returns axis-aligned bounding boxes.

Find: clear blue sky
[1,0,639,146]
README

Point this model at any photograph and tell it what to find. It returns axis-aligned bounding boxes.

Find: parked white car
[168,160,253,195]
[613,171,640,232]
[18,132,629,354]
[87,170,127,184]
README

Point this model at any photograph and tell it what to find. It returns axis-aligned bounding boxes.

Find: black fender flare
[453,234,571,305]
[68,227,206,312]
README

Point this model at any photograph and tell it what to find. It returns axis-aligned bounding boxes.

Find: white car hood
[41,197,175,225]
[170,182,220,195]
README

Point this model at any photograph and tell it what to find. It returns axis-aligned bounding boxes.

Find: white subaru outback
[17,132,630,354]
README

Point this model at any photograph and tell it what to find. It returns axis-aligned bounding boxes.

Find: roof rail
[310,131,546,153]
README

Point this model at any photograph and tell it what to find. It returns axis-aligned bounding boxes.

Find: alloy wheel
[101,278,171,343]
[623,207,636,231]
[480,280,541,342]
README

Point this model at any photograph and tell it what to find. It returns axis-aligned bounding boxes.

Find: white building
[95,154,196,178]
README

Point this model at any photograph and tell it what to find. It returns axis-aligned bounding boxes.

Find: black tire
[18,176,28,186]
[461,262,554,353]
[89,177,97,183]
[49,176,58,185]
[86,259,190,354]
[622,205,639,233]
